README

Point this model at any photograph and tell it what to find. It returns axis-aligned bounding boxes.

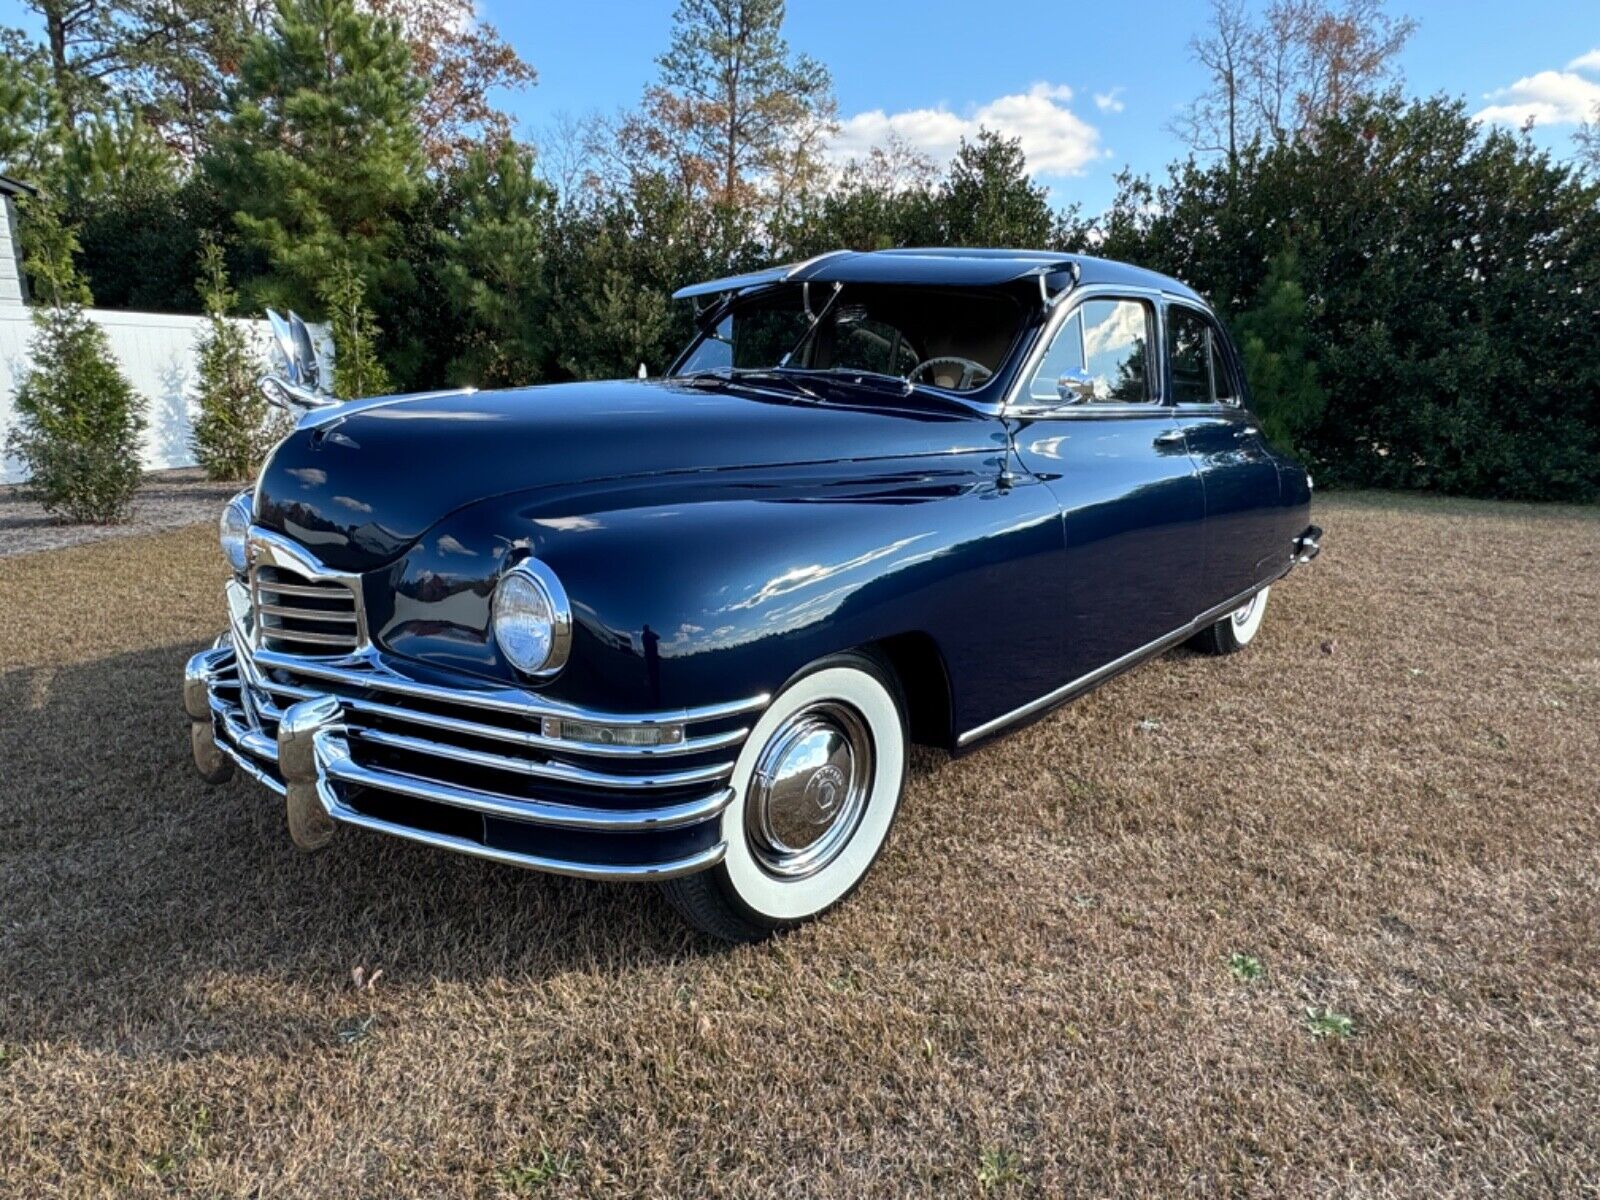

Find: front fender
[369,455,1068,737]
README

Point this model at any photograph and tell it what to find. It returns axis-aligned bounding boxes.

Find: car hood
[254,377,1002,572]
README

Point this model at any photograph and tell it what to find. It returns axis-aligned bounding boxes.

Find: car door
[1010,291,1208,687]
[1165,303,1284,607]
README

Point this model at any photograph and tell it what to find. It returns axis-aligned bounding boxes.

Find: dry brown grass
[2,494,1598,1198]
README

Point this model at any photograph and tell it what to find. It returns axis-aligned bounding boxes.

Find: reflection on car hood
[254,377,1001,572]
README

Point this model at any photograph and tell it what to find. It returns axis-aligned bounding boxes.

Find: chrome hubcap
[1232,594,1260,627]
[746,701,874,879]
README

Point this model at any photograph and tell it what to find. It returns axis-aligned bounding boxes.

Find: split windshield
[673,284,1027,393]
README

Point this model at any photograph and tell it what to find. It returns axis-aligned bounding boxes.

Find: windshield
[673,284,1027,393]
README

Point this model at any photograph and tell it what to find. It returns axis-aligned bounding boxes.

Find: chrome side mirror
[1056,370,1096,404]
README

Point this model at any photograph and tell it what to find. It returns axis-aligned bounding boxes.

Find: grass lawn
[1,494,1597,1197]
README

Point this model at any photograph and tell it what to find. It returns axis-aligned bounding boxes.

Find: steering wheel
[908,357,993,390]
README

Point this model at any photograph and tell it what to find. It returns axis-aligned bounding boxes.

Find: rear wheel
[1188,586,1270,655]
[661,652,907,942]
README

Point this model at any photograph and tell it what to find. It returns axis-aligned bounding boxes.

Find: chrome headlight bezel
[492,558,573,679]
[219,490,252,575]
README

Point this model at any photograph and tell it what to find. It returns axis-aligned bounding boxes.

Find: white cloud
[1475,65,1600,128]
[1568,49,1600,73]
[1093,88,1125,114]
[831,82,1102,177]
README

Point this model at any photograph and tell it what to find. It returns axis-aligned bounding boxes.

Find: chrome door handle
[1153,429,1186,447]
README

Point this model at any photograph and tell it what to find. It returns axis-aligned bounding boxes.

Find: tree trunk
[44,5,74,124]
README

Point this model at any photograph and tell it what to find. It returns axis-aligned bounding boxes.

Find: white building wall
[0,306,331,485]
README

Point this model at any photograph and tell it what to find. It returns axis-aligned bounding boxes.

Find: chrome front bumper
[184,581,765,881]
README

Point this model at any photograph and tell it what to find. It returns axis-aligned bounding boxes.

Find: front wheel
[1188,586,1271,655]
[661,652,907,942]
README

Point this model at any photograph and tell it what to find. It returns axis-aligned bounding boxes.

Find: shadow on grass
[2,640,871,1051]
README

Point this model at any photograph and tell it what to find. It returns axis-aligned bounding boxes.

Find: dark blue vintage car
[184,248,1320,941]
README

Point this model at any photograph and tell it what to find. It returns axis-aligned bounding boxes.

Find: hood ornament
[260,309,339,413]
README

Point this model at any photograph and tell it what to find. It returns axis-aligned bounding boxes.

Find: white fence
[0,305,327,485]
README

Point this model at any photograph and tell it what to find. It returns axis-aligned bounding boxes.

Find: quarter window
[1167,305,1238,405]
[1169,308,1211,404]
[1026,298,1154,404]
[1210,326,1237,402]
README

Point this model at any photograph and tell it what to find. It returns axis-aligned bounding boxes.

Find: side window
[1026,310,1085,402]
[1168,307,1211,404]
[1080,299,1153,402]
[1025,298,1154,404]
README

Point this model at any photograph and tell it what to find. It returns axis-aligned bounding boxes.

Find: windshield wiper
[675,366,736,385]
[676,366,822,402]
[786,366,916,396]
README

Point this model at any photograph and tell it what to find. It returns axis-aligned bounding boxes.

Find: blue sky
[3,0,1596,212]
[500,0,1599,211]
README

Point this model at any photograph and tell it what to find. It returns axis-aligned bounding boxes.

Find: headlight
[219,490,252,574]
[492,558,572,678]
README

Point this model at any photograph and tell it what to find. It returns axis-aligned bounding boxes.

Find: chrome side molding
[956,580,1276,747]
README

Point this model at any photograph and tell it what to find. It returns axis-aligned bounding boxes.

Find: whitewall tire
[661,653,907,941]
[1189,586,1271,655]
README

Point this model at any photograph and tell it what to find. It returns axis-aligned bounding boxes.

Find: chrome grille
[218,571,760,803]
[251,563,361,654]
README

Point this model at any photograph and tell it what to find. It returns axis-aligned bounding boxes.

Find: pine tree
[435,141,554,388]
[4,197,145,523]
[190,240,282,480]
[1233,249,1325,457]
[0,48,63,181]
[208,0,426,314]
[621,0,836,250]
[59,103,178,207]
[321,258,391,399]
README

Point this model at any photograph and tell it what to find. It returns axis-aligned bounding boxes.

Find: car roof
[672,247,1205,305]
